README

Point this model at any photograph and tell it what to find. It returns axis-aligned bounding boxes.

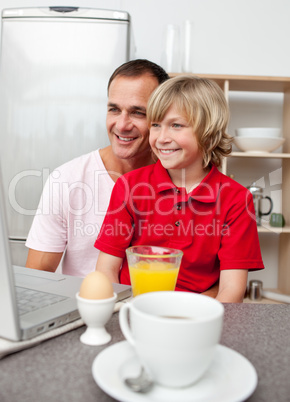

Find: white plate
[92,341,258,402]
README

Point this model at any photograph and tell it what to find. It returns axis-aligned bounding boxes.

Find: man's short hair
[108,59,169,91]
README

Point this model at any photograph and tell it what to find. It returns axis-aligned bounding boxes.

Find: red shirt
[94,161,264,293]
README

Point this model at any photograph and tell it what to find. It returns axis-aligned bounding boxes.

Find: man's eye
[108,107,119,113]
[132,110,146,117]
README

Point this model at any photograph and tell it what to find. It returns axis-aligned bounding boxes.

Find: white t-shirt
[26,150,115,276]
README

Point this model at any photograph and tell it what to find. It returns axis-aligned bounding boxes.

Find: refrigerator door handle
[49,7,79,13]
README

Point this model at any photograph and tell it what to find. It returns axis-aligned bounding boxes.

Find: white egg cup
[76,292,117,346]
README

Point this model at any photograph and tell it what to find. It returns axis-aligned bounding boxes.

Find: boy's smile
[159,148,180,154]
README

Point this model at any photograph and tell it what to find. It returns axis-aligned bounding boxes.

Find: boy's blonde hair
[147,75,232,168]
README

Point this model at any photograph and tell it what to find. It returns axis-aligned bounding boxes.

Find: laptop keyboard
[15,286,68,316]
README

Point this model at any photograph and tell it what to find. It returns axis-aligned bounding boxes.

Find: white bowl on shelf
[233,136,285,153]
[235,127,282,138]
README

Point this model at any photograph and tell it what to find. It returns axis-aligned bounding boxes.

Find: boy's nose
[157,127,171,143]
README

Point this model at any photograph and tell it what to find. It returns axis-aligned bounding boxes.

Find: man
[25,59,169,276]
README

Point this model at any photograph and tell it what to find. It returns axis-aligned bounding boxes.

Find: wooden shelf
[244,288,288,304]
[169,73,290,92]
[230,151,290,158]
[258,224,290,234]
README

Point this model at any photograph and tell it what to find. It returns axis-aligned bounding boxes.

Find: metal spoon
[124,367,153,393]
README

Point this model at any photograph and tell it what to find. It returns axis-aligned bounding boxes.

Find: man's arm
[216,269,248,303]
[96,251,122,283]
[26,249,63,272]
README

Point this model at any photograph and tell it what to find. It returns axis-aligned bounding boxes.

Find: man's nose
[116,112,133,131]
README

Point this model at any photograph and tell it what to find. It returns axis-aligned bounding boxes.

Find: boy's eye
[172,123,182,128]
[151,123,160,128]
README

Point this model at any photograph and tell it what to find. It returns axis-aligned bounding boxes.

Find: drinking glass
[126,246,183,297]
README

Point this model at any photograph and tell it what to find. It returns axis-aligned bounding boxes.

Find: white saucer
[92,341,257,402]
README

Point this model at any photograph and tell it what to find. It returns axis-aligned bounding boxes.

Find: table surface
[0,304,289,402]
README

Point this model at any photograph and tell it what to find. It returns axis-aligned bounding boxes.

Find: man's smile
[116,134,137,142]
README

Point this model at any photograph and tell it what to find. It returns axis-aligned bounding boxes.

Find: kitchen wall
[1,0,289,288]
[2,0,289,76]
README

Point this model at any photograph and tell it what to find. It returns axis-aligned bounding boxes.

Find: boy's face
[149,104,204,172]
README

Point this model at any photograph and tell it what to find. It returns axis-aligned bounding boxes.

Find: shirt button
[176,204,182,211]
[176,188,180,193]
[175,221,180,227]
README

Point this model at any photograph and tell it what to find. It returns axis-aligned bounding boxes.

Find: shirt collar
[189,165,220,203]
[152,160,176,193]
[152,160,221,204]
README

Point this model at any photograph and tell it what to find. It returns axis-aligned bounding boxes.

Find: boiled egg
[79,271,114,300]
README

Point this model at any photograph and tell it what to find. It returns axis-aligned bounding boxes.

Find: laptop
[0,164,132,342]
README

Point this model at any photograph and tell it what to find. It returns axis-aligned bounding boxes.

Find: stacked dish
[234,128,285,153]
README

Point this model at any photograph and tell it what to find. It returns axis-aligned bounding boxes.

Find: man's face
[106,74,159,161]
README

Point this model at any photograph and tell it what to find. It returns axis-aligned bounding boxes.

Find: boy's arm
[216,269,248,303]
[96,251,123,284]
[201,281,219,298]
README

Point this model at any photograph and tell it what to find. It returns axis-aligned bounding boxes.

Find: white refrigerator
[0,7,130,265]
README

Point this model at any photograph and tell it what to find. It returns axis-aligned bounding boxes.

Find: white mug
[119,291,224,388]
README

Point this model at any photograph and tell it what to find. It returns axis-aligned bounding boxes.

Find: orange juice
[129,261,179,297]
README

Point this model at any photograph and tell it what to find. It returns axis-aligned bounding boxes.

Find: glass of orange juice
[126,246,183,297]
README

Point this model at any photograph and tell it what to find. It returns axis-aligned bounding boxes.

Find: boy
[95,75,264,302]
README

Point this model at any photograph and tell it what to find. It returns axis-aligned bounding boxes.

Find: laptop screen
[0,162,22,340]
